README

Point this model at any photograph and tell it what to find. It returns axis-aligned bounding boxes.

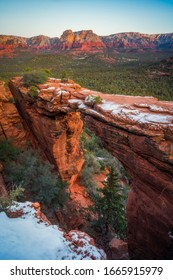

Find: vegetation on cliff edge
[0,140,68,210]
[23,69,50,87]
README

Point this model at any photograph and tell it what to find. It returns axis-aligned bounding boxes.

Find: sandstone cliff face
[8,78,84,185]
[8,77,173,259]
[0,81,27,146]
[0,35,27,50]
[59,30,75,50]
[76,91,173,259]
[27,35,53,50]
[0,81,27,198]
[59,29,105,50]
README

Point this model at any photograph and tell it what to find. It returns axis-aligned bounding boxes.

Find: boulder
[109,237,128,259]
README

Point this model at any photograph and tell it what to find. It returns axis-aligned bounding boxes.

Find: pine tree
[92,167,127,239]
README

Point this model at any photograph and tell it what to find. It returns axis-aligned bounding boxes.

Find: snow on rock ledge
[0,202,106,260]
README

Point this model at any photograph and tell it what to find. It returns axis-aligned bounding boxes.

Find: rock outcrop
[27,35,58,50]
[59,29,105,50]
[0,80,27,146]
[59,30,75,50]
[8,77,173,259]
[101,32,173,49]
[8,78,84,185]
[0,35,59,54]
[109,237,129,260]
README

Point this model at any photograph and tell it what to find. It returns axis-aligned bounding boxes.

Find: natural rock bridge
[1,77,173,259]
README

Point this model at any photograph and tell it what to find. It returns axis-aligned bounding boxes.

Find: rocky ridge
[0,30,172,54]
[101,32,173,49]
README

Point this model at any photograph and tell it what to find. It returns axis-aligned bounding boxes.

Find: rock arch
[8,77,173,259]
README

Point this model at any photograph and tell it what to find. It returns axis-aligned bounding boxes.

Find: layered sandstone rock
[101,32,173,49]
[59,29,105,50]
[59,30,75,50]
[8,77,84,185]
[0,81,27,146]
[77,92,173,259]
[0,35,59,55]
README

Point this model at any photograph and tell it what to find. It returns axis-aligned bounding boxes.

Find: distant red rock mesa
[0,30,172,54]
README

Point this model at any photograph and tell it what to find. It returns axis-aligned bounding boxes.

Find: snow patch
[81,89,92,93]
[168,231,173,240]
[129,112,173,124]
[97,101,173,124]
[149,105,164,112]
[0,202,105,260]
[68,99,81,104]
[78,103,87,109]
[98,102,121,112]
[133,103,150,108]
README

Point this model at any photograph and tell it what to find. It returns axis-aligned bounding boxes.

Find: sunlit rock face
[59,29,75,50]
[59,29,105,50]
[8,76,173,259]
[0,80,27,146]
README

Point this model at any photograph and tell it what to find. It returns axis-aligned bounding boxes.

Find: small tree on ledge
[91,166,127,240]
[84,94,103,107]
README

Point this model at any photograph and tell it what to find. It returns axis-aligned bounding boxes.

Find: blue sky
[0,0,173,37]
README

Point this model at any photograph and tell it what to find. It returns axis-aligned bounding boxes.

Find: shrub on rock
[23,70,49,87]
[85,94,103,106]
